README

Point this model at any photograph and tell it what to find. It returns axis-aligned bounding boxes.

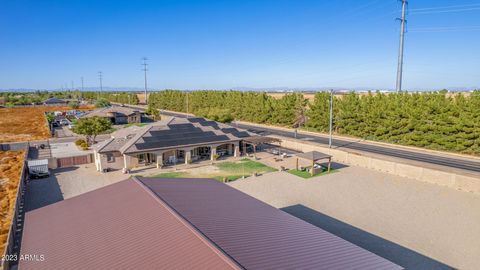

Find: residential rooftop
[93,117,254,154]
[82,106,140,118]
[20,177,401,270]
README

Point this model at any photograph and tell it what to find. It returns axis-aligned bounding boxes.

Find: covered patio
[295,151,333,176]
[242,136,282,159]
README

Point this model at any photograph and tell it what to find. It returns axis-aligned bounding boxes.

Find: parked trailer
[27,159,50,178]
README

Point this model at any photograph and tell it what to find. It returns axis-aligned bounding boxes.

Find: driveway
[229,167,480,270]
[25,164,129,212]
[49,142,92,158]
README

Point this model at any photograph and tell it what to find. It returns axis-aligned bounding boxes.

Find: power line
[409,26,480,33]
[409,3,480,12]
[396,0,408,93]
[410,7,480,15]
[141,57,148,104]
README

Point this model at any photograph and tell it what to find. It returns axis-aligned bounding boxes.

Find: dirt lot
[0,150,25,255]
[0,106,91,143]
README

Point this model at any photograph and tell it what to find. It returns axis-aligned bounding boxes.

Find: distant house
[82,106,142,125]
[19,177,401,270]
[43,98,67,106]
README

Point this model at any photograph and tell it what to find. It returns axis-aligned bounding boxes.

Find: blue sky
[0,0,479,90]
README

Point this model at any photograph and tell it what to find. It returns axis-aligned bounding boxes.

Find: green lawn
[216,158,277,174]
[150,159,276,182]
[288,168,337,179]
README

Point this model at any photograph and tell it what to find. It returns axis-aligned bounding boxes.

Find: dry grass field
[0,106,92,143]
[0,150,25,255]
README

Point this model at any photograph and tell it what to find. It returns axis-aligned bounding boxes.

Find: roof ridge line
[131,177,243,270]
[119,125,153,154]
[95,137,114,152]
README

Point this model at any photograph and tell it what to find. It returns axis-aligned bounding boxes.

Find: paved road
[159,110,480,174]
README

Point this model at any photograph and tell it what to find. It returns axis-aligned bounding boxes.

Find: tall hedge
[149,90,480,156]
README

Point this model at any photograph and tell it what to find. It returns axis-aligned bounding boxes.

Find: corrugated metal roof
[140,177,402,270]
[19,179,240,270]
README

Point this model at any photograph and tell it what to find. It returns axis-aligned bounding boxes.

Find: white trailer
[27,159,50,178]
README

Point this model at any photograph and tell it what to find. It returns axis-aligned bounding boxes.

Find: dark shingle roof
[120,117,255,154]
[296,151,332,161]
[43,98,66,104]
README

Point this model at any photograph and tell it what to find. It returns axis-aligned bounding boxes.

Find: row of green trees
[148,90,480,155]
[0,90,82,105]
[79,92,139,105]
[0,91,139,106]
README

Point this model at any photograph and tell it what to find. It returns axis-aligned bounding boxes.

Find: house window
[106,154,115,163]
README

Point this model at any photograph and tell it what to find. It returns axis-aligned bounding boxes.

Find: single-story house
[92,117,271,172]
[19,177,401,270]
[82,106,142,124]
[43,98,67,106]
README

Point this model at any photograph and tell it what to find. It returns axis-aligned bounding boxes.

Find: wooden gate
[57,155,90,168]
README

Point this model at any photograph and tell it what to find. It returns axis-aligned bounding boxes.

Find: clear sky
[1,0,479,91]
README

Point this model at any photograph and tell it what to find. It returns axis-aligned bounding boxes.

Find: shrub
[95,98,111,108]
[75,139,86,146]
[68,101,80,109]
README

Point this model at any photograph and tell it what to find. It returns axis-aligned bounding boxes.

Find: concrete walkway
[229,167,480,270]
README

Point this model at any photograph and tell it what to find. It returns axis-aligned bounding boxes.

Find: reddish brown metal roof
[140,177,402,270]
[19,179,239,270]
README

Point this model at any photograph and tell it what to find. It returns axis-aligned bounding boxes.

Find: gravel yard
[229,166,480,270]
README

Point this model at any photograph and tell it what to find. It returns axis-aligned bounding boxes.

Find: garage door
[57,155,90,168]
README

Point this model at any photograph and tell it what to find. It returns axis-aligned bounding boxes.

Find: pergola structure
[242,136,281,159]
[295,151,333,176]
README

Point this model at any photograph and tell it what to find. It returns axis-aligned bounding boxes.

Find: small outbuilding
[296,150,333,176]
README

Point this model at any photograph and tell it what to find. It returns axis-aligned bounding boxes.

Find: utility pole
[71,81,74,90]
[329,89,334,148]
[81,77,84,91]
[186,91,189,117]
[98,71,103,92]
[141,57,148,104]
[396,0,408,92]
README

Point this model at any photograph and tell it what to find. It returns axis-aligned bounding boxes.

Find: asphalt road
[160,110,480,174]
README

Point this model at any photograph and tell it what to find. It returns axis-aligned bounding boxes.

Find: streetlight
[329,89,334,148]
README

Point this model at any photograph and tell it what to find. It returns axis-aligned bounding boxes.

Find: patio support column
[123,154,128,170]
[234,143,240,157]
[94,150,100,171]
[211,146,217,161]
[185,149,192,165]
[227,144,233,155]
[327,157,331,172]
[156,152,163,168]
[311,159,314,176]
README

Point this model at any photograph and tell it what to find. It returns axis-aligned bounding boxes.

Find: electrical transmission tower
[98,71,103,91]
[81,77,84,91]
[142,57,148,104]
[396,0,408,92]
